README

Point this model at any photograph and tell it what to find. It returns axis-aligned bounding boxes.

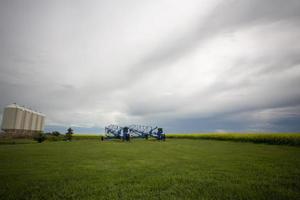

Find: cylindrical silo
[36,114,41,131]
[14,106,24,131]
[1,104,24,133]
[23,109,32,130]
[31,112,37,131]
[1,103,46,136]
[1,104,17,131]
[40,115,45,131]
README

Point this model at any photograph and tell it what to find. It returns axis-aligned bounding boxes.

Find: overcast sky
[1,0,300,133]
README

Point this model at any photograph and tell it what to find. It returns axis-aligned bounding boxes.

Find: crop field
[167,133,300,146]
[0,138,300,200]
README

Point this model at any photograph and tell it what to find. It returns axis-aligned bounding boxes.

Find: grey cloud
[0,0,300,132]
[129,0,300,75]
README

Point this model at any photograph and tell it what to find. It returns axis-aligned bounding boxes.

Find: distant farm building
[1,103,45,136]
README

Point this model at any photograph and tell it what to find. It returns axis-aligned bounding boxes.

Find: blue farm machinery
[104,124,165,141]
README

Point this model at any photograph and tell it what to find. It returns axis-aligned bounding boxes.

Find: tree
[65,128,74,141]
[52,131,61,137]
[33,131,46,143]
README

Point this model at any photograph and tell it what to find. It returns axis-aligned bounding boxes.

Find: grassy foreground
[0,139,300,200]
[167,133,300,146]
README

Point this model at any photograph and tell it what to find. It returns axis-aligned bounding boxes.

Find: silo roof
[5,103,45,116]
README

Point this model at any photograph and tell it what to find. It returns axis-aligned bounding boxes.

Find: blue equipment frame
[104,124,165,140]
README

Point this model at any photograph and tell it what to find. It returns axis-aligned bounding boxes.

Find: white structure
[1,103,45,135]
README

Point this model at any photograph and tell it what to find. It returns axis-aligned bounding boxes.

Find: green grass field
[0,139,300,200]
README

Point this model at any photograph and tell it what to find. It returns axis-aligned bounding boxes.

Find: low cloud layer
[1,0,300,133]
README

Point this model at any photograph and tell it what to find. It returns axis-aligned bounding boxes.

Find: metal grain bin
[1,103,46,136]
[1,105,15,130]
[30,112,38,131]
[40,115,45,131]
[36,114,42,131]
[1,103,24,130]
[23,109,32,130]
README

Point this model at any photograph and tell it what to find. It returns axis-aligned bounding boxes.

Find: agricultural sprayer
[104,124,165,141]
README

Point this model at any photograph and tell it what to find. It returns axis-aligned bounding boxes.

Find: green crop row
[166,133,300,146]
